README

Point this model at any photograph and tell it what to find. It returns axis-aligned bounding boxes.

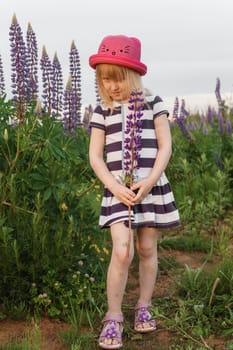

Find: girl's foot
[134,303,156,333]
[99,314,123,349]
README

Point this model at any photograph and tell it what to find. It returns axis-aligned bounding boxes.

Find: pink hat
[89,35,147,76]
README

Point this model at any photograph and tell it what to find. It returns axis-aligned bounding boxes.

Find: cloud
[0,0,233,105]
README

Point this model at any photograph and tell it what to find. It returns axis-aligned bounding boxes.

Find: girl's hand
[110,182,136,206]
[131,178,154,204]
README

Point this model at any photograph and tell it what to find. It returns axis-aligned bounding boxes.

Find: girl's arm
[131,114,172,202]
[89,127,136,205]
[149,113,172,182]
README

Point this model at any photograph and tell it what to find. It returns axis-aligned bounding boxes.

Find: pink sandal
[98,313,123,349]
[134,303,156,333]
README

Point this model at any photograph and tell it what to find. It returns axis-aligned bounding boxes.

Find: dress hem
[99,219,181,230]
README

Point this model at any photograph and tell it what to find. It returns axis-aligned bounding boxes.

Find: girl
[89,34,180,349]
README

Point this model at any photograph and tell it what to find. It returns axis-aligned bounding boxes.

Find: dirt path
[0,318,71,350]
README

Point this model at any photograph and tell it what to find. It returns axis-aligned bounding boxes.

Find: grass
[159,234,212,253]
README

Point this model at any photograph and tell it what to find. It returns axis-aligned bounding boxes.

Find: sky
[1,0,233,108]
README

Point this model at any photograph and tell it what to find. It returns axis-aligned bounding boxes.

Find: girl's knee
[136,227,158,259]
[114,249,134,267]
[137,243,156,259]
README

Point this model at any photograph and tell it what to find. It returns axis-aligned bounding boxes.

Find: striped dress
[90,95,180,229]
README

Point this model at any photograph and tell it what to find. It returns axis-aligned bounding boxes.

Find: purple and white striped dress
[90,95,180,229]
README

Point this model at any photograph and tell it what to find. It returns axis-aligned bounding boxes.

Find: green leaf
[43,187,52,201]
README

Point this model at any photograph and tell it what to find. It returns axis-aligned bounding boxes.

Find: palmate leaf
[42,140,67,161]
[0,95,16,121]
[29,172,49,191]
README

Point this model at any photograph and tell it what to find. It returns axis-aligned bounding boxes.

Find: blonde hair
[96,64,144,108]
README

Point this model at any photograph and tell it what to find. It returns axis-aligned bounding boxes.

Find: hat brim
[89,54,147,76]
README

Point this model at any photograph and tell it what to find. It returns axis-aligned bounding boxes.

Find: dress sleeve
[89,105,106,131]
[153,96,169,119]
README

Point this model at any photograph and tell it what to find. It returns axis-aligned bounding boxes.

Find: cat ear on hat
[130,37,141,46]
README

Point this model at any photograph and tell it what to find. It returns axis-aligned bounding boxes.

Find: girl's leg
[99,222,134,348]
[134,227,158,332]
[136,226,158,305]
[106,221,134,315]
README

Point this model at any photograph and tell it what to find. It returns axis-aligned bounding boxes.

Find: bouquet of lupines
[123,89,143,255]
[123,90,143,186]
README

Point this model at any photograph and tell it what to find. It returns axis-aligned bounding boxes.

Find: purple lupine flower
[94,73,101,104]
[0,53,5,97]
[215,78,232,134]
[9,13,29,120]
[198,114,208,134]
[168,97,179,124]
[180,99,189,118]
[173,97,179,119]
[174,99,194,143]
[26,22,38,102]
[51,52,63,118]
[40,46,53,116]
[190,121,199,131]
[225,118,232,135]
[215,77,225,116]
[217,112,225,135]
[215,77,221,103]
[69,41,82,126]
[63,75,79,135]
[123,90,144,186]
[206,105,215,126]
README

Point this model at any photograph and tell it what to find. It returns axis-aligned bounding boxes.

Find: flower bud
[3,128,8,142]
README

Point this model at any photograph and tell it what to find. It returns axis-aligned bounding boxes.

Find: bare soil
[0,249,229,349]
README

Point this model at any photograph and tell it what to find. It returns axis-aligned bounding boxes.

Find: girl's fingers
[126,194,135,205]
[131,183,139,191]
[132,191,143,203]
[126,189,136,198]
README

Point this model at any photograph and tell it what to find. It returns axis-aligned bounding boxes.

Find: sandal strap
[135,304,153,323]
[102,313,124,323]
[135,303,152,310]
